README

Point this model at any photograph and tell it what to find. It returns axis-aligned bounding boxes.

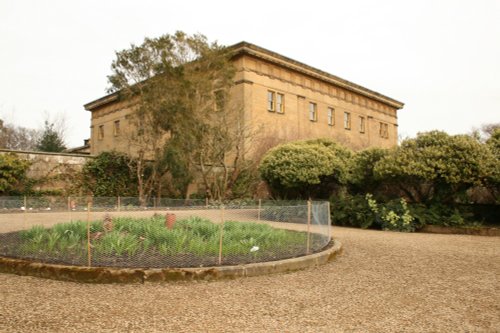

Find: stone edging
[0,240,342,284]
[418,225,500,237]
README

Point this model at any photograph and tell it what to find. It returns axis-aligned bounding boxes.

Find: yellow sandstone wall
[87,45,402,156]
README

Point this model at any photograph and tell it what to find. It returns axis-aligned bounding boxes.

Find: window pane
[309,103,317,121]
[277,93,284,113]
[328,107,334,126]
[268,91,275,111]
[344,112,351,129]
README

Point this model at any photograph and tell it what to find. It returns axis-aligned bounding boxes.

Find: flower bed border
[0,240,342,284]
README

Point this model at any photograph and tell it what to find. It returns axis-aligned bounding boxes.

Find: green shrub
[260,138,352,198]
[330,194,378,229]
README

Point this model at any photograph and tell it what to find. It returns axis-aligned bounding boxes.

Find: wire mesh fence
[0,196,332,268]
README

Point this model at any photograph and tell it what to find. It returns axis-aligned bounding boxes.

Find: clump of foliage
[348,147,388,195]
[259,138,352,198]
[330,193,377,229]
[0,153,31,194]
[81,151,138,196]
[365,194,417,232]
[35,121,66,152]
[374,130,497,204]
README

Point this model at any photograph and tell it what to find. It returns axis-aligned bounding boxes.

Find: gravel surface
[1,226,499,333]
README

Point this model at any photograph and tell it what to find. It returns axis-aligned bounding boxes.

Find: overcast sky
[1,0,499,147]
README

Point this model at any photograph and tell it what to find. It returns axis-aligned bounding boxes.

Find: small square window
[379,122,389,138]
[327,107,335,126]
[267,91,275,112]
[359,117,365,133]
[344,112,351,130]
[309,102,317,122]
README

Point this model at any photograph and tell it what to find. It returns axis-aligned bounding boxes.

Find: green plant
[374,131,497,204]
[0,153,30,195]
[330,194,377,229]
[260,138,352,198]
[81,151,138,197]
[15,216,309,261]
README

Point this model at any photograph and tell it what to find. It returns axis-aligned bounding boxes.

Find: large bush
[81,151,138,197]
[259,139,352,198]
[0,153,30,195]
[374,131,497,204]
[349,147,388,195]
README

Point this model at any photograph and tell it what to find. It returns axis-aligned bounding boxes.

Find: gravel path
[1,227,499,333]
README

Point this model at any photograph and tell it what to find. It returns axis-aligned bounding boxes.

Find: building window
[344,112,351,130]
[98,125,104,140]
[309,102,317,122]
[380,122,389,138]
[114,120,121,136]
[276,93,285,114]
[327,107,335,126]
[267,91,275,111]
[359,116,365,133]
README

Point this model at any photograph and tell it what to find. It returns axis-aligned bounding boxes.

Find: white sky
[1,0,499,147]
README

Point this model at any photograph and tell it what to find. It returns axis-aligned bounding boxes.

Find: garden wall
[0,149,93,193]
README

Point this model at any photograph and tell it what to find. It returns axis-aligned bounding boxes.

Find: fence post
[327,201,332,241]
[117,196,121,212]
[258,199,262,222]
[68,196,72,222]
[23,195,27,229]
[205,197,208,208]
[307,200,312,254]
[86,201,92,267]
[218,205,225,265]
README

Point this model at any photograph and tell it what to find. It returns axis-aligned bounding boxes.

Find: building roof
[231,42,404,109]
[85,41,404,111]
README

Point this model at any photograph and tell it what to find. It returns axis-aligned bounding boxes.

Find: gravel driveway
[1,226,499,333]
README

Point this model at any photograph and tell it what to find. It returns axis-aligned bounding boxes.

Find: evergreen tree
[35,121,66,152]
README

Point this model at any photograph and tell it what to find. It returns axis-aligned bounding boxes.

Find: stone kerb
[0,240,342,284]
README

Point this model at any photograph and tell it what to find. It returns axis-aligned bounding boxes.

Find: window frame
[309,102,318,122]
[379,122,389,139]
[327,107,335,126]
[267,91,275,112]
[359,116,365,133]
[344,112,351,130]
[113,120,121,137]
[98,125,104,140]
[276,93,285,114]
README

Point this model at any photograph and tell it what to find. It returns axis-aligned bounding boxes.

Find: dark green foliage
[81,151,138,196]
[259,138,352,198]
[35,121,66,152]
[349,147,388,195]
[374,131,497,204]
[408,203,478,227]
[330,194,378,229]
[0,153,30,194]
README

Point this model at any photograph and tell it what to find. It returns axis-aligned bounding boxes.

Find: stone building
[84,42,404,155]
